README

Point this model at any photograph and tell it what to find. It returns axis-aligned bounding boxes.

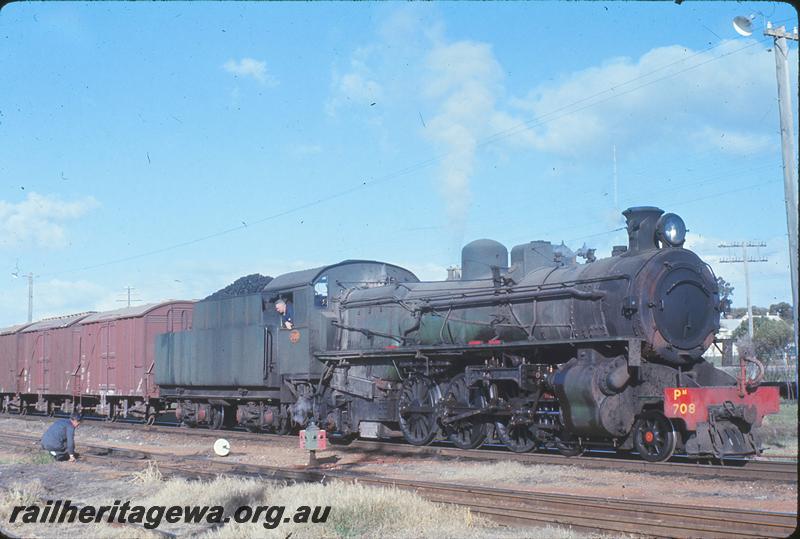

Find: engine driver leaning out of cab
[275,298,294,329]
[41,412,82,462]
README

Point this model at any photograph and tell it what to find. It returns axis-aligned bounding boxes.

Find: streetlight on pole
[11,268,35,323]
[733,15,799,398]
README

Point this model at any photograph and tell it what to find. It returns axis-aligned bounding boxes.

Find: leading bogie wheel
[496,422,538,453]
[556,439,585,457]
[398,375,441,446]
[633,410,677,462]
[493,384,538,453]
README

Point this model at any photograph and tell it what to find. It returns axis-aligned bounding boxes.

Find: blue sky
[1,1,797,326]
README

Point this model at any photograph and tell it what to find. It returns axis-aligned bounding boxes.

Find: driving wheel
[398,375,440,446]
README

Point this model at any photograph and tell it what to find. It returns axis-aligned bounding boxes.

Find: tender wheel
[398,375,441,446]
[105,403,117,422]
[276,414,291,435]
[634,410,677,462]
[442,374,489,450]
[496,422,538,453]
[209,406,225,430]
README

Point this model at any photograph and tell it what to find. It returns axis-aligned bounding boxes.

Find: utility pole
[116,286,142,308]
[26,273,33,322]
[612,144,619,211]
[764,23,799,396]
[11,266,35,322]
[719,242,768,340]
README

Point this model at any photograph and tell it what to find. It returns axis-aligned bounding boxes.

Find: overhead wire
[37,33,777,278]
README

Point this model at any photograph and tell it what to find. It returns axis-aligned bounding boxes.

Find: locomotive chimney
[622,206,664,252]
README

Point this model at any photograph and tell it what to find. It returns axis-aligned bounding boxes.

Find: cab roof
[262,260,417,293]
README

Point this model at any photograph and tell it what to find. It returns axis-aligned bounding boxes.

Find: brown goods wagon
[78,301,193,417]
[17,313,93,413]
[0,323,32,395]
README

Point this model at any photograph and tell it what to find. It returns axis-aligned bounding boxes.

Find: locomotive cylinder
[552,354,636,438]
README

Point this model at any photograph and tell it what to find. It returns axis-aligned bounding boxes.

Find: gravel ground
[0,443,613,539]
[1,415,796,535]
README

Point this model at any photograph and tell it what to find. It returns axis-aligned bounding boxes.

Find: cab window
[314,276,328,308]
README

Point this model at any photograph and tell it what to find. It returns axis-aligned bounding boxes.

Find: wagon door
[69,329,83,398]
[18,333,35,394]
[100,322,117,394]
[35,331,49,393]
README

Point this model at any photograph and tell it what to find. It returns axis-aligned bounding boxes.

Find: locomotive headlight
[656,213,686,247]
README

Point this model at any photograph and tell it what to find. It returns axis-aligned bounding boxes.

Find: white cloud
[326,49,384,116]
[507,40,796,158]
[0,192,99,248]
[422,40,505,231]
[689,126,773,155]
[325,12,794,266]
[0,278,109,326]
[222,58,277,86]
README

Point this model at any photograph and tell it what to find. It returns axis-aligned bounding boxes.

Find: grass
[129,460,164,484]
[0,451,55,466]
[758,401,798,456]
[0,460,623,539]
[0,478,166,539]
[0,479,45,526]
[123,472,612,539]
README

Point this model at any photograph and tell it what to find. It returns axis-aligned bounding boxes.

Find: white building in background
[706,314,784,363]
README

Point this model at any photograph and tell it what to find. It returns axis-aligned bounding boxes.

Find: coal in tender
[205,274,273,300]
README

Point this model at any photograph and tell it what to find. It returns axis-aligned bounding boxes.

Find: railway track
[3,413,796,483]
[0,432,795,538]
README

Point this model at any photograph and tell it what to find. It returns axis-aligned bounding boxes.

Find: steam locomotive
[154,206,780,462]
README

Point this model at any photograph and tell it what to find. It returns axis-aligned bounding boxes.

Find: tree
[732,316,793,362]
[716,276,734,316]
[731,306,768,318]
[769,301,794,321]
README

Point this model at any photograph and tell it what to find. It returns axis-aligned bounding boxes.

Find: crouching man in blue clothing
[41,413,81,462]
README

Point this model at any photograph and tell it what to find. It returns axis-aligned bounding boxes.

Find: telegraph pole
[11,266,35,322]
[26,273,33,322]
[719,242,768,339]
[612,144,619,211]
[764,23,799,396]
[116,286,142,308]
